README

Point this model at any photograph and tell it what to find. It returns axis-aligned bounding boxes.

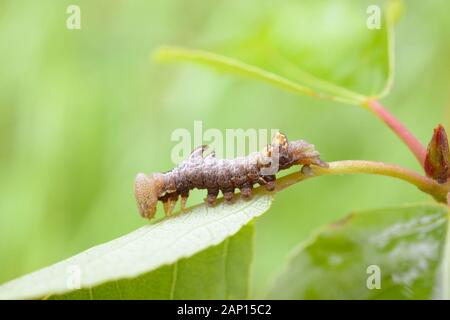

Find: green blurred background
[0,0,449,297]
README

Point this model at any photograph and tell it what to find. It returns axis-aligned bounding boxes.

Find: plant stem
[365,99,427,166]
[273,160,448,202]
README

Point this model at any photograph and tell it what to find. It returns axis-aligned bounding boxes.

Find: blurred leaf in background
[0,0,450,298]
[268,204,449,299]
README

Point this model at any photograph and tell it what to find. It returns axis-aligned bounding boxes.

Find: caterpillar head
[134,173,165,220]
[287,140,328,168]
[262,132,328,169]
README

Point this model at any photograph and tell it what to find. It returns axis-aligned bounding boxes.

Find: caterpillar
[134,132,327,220]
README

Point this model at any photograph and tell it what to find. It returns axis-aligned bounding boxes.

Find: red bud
[424,124,449,183]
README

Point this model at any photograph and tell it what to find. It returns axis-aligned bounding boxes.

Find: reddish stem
[366,99,426,167]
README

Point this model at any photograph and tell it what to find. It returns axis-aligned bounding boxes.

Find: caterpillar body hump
[134,132,327,219]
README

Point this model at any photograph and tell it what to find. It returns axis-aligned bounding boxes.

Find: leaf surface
[0,194,273,299]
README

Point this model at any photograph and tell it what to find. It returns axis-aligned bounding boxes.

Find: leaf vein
[169,262,178,300]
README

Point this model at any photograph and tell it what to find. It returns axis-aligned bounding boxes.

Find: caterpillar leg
[180,192,189,211]
[301,165,313,176]
[260,175,276,192]
[240,184,253,200]
[163,193,178,217]
[206,189,219,206]
[265,181,276,191]
[222,188,235,203]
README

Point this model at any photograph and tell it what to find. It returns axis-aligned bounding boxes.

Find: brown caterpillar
[134,132,327,220]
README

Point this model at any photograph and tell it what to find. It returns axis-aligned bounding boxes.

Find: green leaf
[154,46,365,106]
[0,194,273,300]
[268,203,449,299]
[376,0,404,99]
[153,1,401,106]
